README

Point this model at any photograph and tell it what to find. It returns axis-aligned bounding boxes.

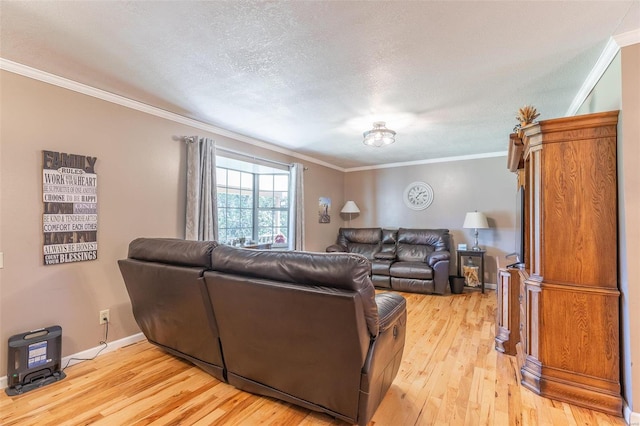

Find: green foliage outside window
[217,166,290,247]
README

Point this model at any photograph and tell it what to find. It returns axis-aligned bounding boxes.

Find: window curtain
[185,137,218,241]
[289,163,305,251]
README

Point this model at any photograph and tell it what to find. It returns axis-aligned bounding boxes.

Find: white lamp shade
[341,201,361,214]
[463,211,488,229]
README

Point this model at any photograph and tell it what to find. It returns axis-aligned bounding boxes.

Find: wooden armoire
[507,110,622,416]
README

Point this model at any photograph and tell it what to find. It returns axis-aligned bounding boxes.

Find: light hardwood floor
[0,291,626,425]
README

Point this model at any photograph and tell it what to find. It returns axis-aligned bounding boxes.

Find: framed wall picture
[318,197,331,223]
[42,150,98,265]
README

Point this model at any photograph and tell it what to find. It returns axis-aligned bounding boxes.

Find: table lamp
[463,211,489,251]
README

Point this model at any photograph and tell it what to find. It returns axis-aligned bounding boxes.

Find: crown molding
[344,151,507,173]
[0,58,344,172]
[566,28,640,116]
[566,37,621,116]
[614,28,640,47]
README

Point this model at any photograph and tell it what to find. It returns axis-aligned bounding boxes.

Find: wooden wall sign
[42,150,98,265]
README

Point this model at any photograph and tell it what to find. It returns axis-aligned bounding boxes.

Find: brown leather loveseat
[119,238,407,426]
[327,228,451,295]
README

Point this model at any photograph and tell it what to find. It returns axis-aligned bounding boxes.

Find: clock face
[403,181,434,210]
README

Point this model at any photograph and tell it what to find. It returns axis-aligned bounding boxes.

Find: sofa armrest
[358,292,406,425]
[326,244,347,253]
[375,292,406,332]
[374,251,396,261]
[426,250,450,267]
[432,259,450,295]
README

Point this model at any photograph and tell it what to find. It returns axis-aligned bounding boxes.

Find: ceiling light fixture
[363,121,396,147]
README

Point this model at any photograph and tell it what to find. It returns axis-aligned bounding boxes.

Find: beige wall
[0,70,342,376]
[620,43,640,414]
[577,52,622,114]
[302,166,345,252]
[574,42,639,414]
[344,157,518,281]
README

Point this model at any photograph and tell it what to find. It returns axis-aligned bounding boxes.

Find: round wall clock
[403,181,434,211]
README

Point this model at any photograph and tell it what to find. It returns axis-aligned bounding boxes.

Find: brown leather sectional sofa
[118,238,407,426]
[327,228,451,295]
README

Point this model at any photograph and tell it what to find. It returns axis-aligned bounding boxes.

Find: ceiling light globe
[362,121,396,147]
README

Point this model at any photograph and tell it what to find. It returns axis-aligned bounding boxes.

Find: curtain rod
[182,136,306,170]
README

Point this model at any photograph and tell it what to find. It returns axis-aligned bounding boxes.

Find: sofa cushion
[211,245,379,337]
[371,274,391,288]
[391,277,435,294]
[381,229,398,245]
[397,228,449,250]
[374,251,396,260]
[371,259,393,276]
[389,261,433,280]
[338,227,382,245]
[347,243,379,260]
[396,228,449,262]
[333,228,382,260]
[396,244,431,262]
[379,229,398,257]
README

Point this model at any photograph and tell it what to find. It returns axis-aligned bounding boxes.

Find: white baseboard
[1,332,145,390]
[624,401,640,426]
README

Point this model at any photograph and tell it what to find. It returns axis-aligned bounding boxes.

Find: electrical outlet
[99,309,110,325]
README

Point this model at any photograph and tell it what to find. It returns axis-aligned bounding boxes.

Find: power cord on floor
[62,319,109,371]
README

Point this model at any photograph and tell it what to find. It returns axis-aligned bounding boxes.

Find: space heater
[5,325,66,396]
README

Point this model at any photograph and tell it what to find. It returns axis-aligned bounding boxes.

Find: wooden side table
[457,249,486,293]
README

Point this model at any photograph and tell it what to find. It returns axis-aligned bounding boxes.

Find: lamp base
[471,229,481,251]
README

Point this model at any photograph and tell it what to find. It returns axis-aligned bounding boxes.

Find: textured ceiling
[1,1,638,169]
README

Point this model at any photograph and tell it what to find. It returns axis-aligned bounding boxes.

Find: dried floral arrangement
[516,105,540,126]
[513,105,540,134]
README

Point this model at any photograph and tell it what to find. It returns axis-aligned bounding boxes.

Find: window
[257,174,289,245]
[216,157,290,248]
